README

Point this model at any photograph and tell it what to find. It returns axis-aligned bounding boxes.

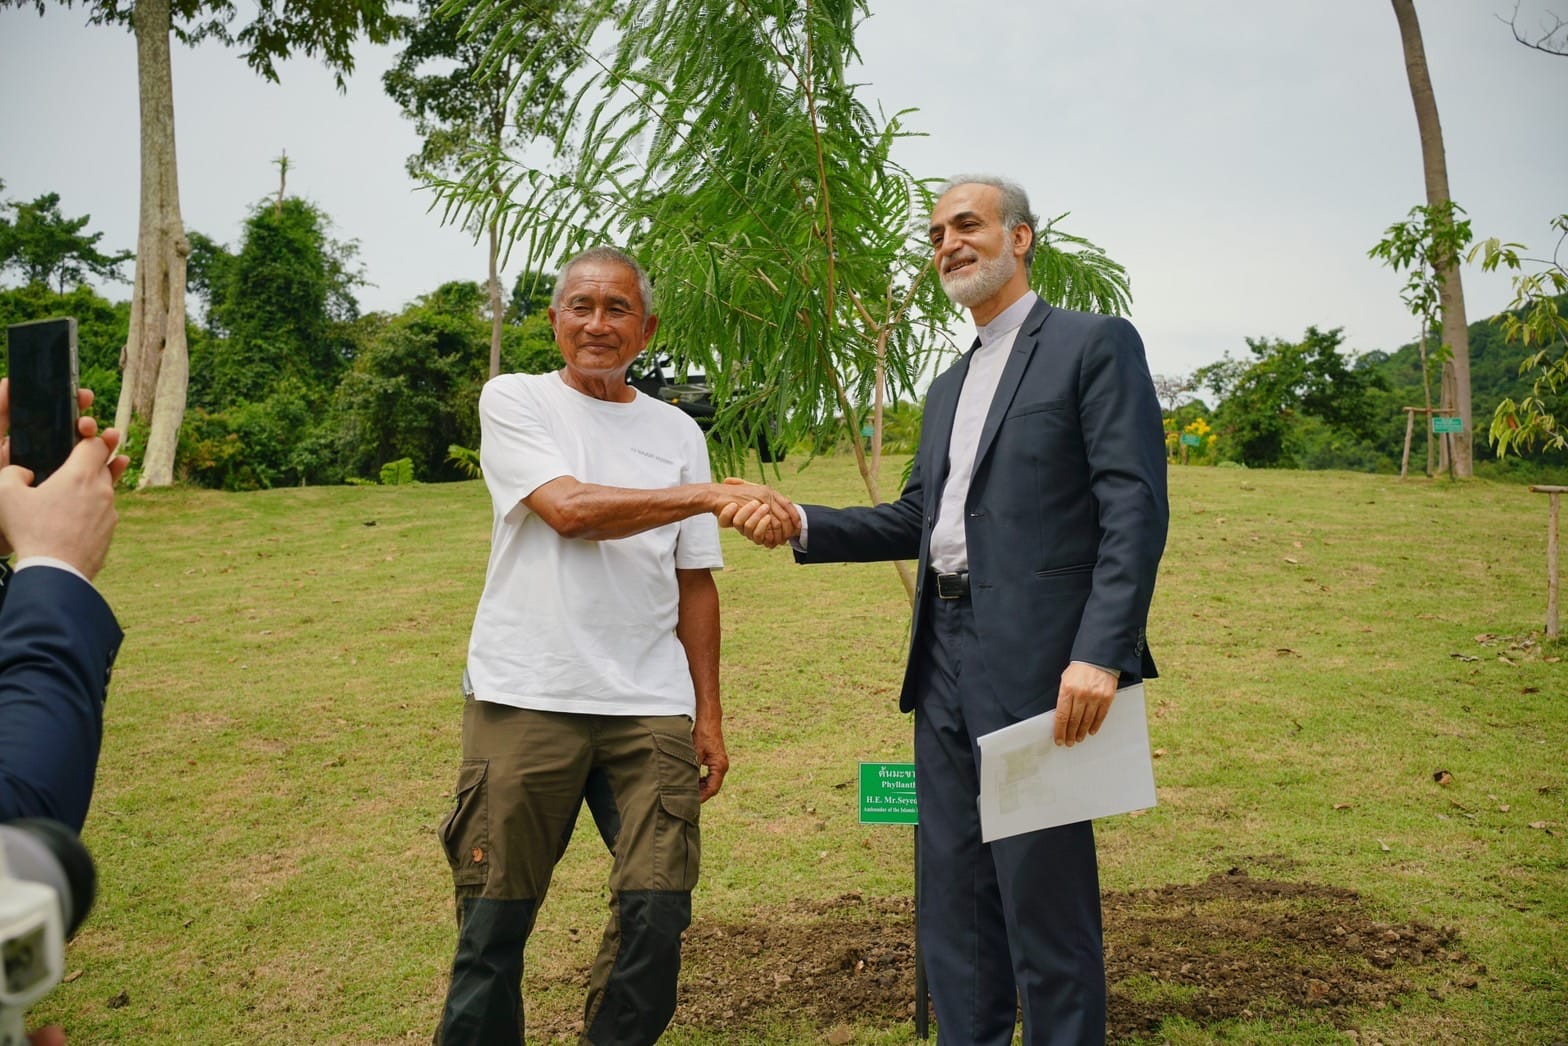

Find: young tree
[435,0,1130,599]
[1,0,397,486]
[0,189,133,291]
[383,0,575,379]
[1369,201,1474,474]
[1473,215,1568,456]
[330,280,558,481]
[1388,0,1474,476]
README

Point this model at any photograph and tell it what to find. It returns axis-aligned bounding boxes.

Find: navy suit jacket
[797,297,1169,719]
[0,564,122,831]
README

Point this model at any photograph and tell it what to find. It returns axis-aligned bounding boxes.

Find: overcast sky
[2,1,1564,379]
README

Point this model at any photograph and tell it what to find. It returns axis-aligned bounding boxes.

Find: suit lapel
[972,298,1053,470]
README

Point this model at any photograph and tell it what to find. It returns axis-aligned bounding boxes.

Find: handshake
[713,478,801,550]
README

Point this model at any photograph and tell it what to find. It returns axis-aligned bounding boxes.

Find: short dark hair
[552,247,655,314]
[937,175,1039,270]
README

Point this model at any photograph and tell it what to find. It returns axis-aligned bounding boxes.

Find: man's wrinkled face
[549,260,658,385]
[929,183,1026,309]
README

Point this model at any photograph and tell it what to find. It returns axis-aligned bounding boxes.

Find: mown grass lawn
[32,457,1567,1044]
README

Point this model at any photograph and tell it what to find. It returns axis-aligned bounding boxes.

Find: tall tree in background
[1,0,397,486]
[437,0,1129,598]
[1389,0,1474,476]
[0,187,133,292]
[383,0,575,379]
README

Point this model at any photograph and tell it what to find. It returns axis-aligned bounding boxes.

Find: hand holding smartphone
[5,318,79,485]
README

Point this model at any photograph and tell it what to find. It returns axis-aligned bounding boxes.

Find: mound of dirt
[527,866,1481,1042]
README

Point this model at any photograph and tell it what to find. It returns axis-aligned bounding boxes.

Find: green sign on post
[1179,433,1201,447]
[859,762,918,824]
[1432,416,1465,434]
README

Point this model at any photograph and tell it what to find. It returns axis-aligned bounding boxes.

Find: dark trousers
[914,594,1106,1046]
[435,703,702,1046]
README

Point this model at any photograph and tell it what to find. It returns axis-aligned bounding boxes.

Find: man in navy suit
[0,378,128,833]
[729,175,1168,1044]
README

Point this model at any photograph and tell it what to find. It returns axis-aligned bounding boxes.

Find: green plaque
[1179,433,1201,447]
[1432,416,1464,434]
[859,762,918,825]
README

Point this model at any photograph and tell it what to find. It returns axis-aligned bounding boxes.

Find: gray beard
[940,251,1017,308]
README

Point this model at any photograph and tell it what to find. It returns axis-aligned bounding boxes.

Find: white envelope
[976,682,1157,843]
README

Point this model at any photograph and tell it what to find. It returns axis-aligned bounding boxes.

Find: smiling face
[548,258,659,400]
[929,182,1033,324]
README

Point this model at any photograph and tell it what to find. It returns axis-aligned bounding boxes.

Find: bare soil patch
[529,867,1482,1042]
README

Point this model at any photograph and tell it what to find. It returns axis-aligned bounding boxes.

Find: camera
[0,820,95,1046]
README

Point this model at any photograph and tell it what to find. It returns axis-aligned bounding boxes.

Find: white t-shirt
[465,371,723,717]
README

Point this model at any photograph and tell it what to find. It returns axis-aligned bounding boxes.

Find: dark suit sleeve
[794,454,927,565]
[0,566,122,831]
[1072,316,1169,675]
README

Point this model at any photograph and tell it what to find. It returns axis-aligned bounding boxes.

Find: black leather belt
[932,571,970,600]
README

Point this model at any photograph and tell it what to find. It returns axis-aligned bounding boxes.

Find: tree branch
[1502,1,1568,55]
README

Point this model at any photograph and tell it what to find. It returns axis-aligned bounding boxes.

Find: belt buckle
[935,572,967,600]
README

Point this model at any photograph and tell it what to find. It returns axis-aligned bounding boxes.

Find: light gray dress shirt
[927,291,1037,573]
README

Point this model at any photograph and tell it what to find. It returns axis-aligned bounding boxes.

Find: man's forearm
[526,476,776,541]
[540,481,723,540]
[676,569,721,711]
[676,569,727,799]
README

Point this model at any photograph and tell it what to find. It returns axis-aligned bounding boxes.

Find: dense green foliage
[329,280,557,483]
[0,186,132,292]
[1193,327,1386,469]
[178,254,559,491]
[1163,305,1568,479]
[0,282,130,409]
[206,198,362,404]
[1473,216,1568,457]
[173,199,365,489]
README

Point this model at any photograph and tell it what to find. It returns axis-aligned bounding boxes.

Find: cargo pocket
[439,758,490,888]
[651,728,702,891]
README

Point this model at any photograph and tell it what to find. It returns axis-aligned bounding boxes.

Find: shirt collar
[975,290,1039,348]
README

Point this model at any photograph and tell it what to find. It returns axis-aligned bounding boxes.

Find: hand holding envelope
[976,683,1157,843]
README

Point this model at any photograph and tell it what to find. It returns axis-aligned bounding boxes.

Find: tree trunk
[118,0,191,487]
[487,216,503,379]
[1391,0,1472,477]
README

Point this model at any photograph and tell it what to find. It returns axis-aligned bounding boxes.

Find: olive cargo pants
[435,701,702,1045]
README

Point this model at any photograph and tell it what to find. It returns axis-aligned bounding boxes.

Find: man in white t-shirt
[434,247,786,1045]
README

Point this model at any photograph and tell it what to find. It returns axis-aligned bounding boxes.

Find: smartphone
[5,317,80,485]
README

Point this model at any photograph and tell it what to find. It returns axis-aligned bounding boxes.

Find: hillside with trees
[1163,299,1568,479]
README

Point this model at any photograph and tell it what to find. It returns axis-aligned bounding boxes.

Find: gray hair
[552,246,655,314]
[937,174,1040,271]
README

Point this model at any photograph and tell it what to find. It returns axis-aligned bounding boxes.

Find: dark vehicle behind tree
[629,356,785,462]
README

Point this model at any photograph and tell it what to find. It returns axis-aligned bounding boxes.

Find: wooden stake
[1530,486,1566,639]
[1401,408,1416,479]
